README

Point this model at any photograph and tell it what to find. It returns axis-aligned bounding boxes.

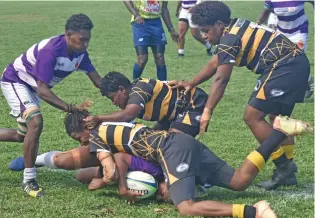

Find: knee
[243,110,259,127]
[26,114,43,133]
[137,56,148,68]
[178,33,185,40]
[154,54,165,66]
[177,201,195,216]
[268,114,276,124]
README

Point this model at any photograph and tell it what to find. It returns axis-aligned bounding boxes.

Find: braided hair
[64,110,90,136]
[191,1,231,26]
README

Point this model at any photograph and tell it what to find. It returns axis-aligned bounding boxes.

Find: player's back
[129,78,207,122]
[89,121,168,162]
[220,18,300,74]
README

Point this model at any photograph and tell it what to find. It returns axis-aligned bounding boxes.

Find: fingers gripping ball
[126,171,158,199]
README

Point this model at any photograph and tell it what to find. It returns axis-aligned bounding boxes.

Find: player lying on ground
[0,14,102,197]
[9,147,169,200]
[84,72,208,137]
[169,1,311,190]
[57,110,312,217]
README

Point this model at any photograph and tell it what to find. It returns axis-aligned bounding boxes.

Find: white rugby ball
[126,171,157,199]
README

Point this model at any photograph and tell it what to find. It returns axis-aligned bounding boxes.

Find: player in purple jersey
[0,14,102,197]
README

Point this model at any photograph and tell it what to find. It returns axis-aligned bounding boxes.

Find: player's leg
[190,28,212,56]
[245,53,310,190]
[132,21,150,79]
[0,81,44,197]
[151,18,168,81]
[134,46,149,79]
[152,45,167,81]
[177,9,189,57]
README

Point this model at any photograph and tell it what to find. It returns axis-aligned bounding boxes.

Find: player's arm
[203,34,241,114]
[257,1,272,24]
[97,151,117,184]
[78,51,101,88]
[124,0,139,17]
[190,55,219,87]
[36,81,73,112]
[204,64,233,114]
[175,0,182,17]
[161,1,179,42]
[94,104,142,123]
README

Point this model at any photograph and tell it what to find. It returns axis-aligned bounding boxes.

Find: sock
[23,167,36,183]
[204,41,212,49]
[282,145,294,159]
[133,63,143,80]
[35,151,59,169]
[178,49,184,55]
[244,206,257,218]
[256,130,287,161]
[156,65,167,81]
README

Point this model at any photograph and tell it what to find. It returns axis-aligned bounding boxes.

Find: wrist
[168,27,175,32]
[203,108,213,115]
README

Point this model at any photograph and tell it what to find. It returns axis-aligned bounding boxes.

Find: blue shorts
[132,18,167,47]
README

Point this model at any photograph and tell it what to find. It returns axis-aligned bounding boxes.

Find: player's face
[66,29,91,53]
[106,86,128,109]
[70,130,90,146]
[199,21,225,45]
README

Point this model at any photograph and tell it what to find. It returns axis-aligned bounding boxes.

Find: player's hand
[168,80,194,94]
[175,11,179,17]
[88,178,107,191]
[134,15,144,24]
[121,189,143,204]
[170,30,179,43]
[84,115,100,129]
[199,108,212,138]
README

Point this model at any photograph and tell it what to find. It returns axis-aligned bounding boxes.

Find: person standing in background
[124,0,178,81]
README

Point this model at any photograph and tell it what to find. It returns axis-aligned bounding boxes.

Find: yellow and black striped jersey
[127,78,207,122]
[89,122,168,162]
[215,18,301,74]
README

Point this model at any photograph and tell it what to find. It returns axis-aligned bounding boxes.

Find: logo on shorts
[178,113,184,118]
[176,163,189,173]
[195,115,201,122]
[254,80,262,91]
[162,33,166,41]
[270,89,285,97]
[139,38,144,42]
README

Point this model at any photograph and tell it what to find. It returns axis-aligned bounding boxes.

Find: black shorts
[249,54,310,115]
[157,133,235,206]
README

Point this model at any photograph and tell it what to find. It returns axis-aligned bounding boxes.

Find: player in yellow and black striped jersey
[64,110,312,217]
[84,71,208,137]
[169,1,310,190]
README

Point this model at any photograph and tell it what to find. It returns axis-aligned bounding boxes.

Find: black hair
[65,13,93,32]
[64,110,90,136]
[100,71,131,96]
[191,1,231,26]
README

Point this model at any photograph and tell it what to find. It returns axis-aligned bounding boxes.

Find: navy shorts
[132,18,167,47]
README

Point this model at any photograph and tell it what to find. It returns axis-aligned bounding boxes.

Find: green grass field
[0,1,313,218]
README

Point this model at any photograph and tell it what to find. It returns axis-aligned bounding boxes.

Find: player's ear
[216,20,225,28]
[119,85,126,93]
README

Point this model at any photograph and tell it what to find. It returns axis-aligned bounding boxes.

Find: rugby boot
[22,179,44,197]
[257,161,297,190]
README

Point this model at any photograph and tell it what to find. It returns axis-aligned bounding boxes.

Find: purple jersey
[264,0,310,35]
[1,34,95,88]
[128,156,163,178]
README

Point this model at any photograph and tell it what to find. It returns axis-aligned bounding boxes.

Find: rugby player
[0,14,102,197]
[124,0,178,81]
[257,0,314,99]
[175,0,212,57]
[53,110,312,217]
[84,72,208,137]
[169,1,311,190]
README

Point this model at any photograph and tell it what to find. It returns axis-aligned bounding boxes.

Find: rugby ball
[126,171,157,199]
